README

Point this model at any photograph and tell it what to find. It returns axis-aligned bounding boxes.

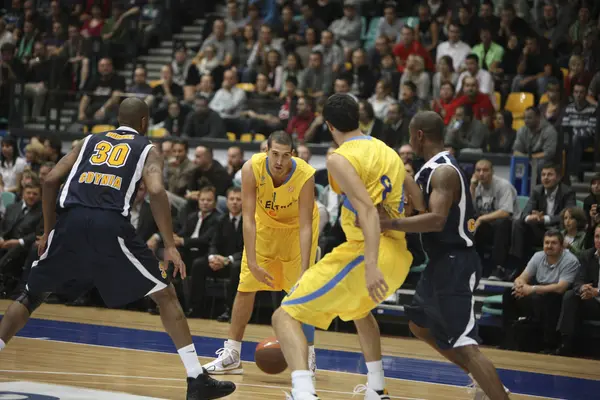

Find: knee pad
[16,289,49,315]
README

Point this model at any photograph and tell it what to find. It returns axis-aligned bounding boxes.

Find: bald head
[410,111,445,143]
[118,97,150,134]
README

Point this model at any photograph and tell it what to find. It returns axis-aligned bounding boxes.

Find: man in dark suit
[375,102,409,149]
[188,187,243,320]
[173,185,221,309]
[0,182,43,296]
[510,164,576,272]
[556,224,600,356]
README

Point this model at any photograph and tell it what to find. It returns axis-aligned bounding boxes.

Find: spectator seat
[91,125,116,134]
[254,133,266,142]
[227,132,236,141]
[236,83,255,92]
[149,127,167,138]
[240,133,253,142]
[512,118,525,131]
[482,294,503,316]
[561,68,568,78]
[149,80,162,88]
[364,17,381,48]
[517,195,529,212]
[495,91,501,109]
[1,192,16,208]
[400,17,419,28]
[577,200,584,208]
[505,92,534,120]
[539,93,549,104]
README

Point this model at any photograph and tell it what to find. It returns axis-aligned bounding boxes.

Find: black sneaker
[217,309,231,323]
[187,368,236,399]
[488,266,507,281]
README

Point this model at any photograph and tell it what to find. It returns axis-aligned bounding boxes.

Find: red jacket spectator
[446,93,494,123]
[286,97,314,141]
[432,98,455,125]
[392,27,434,72]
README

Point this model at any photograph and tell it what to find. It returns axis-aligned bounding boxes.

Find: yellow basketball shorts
[281,237,412,330]
[239,219,319,293]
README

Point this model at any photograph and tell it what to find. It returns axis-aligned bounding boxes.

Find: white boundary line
[3,337,567,400]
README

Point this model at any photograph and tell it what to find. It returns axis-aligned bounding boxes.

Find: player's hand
[365,266,389,304]
[248,263,274,288]
[37,234,48,257]
[164,246,186,279]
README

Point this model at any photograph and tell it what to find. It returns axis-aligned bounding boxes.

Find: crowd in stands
[0,0,600,359]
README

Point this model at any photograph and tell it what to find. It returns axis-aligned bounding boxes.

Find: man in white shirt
[209,69,247,134]
[436,22,471,71]
[455,54,495,106]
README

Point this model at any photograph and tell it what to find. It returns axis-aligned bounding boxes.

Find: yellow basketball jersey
[251,152,318,229]
[329,136,406,242]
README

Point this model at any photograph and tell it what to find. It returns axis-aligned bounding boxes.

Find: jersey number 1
[90,141,131,168]
[380,175,405,214]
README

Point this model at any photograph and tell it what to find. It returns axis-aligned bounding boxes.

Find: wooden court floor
[1,300,599,399]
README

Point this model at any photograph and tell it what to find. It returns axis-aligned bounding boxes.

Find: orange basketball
[255,336,288,374]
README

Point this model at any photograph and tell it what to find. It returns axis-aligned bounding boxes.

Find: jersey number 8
[90,141,131,168]
[380,175,405,214]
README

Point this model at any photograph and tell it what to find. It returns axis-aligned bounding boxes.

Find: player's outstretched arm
[298,176,315,275]
[41,139,85,238]
[382,165,457,233]
[327,154,387,303]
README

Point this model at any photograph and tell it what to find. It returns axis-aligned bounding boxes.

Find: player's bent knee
[149,283,177,305]
[16,290,49,315]
[271,307,288,326]
[408,321,426,339]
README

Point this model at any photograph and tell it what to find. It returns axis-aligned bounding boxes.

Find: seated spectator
[196,75,215,101]
[583,174,600,246]
[80,4,103,38]
[398,82,425,120]
[556,224,600,356]
[245,25,283,81]
[341,48,376,99]
[538,78,565,130]
[187,146,232,199]
[224,0,244,38]
[456,54,494,101]
[280,53,303,98]
[329,1,362,52]
[378,3,404,44]
[58,24,90,90]
[454,3,480,47]
[294,27,317,71]
[393,26,433,73]
[560,207,587,258]
[487,111,516,153]
[166,139,195,197]
[243,3,263,32]
[23,41,51,118]
[235,25,257,78]
[43,137,63,164]
[444,105,488,153]
[513,107,558,167]
[262,50,283,94]
[368,79,395,121]
[127,67,153,99]
[414,3,439,53]
[0,136,27,194]
[188,187,243,321]
[297,2,326,38]
[250,73,274,100]
[564,54,592,98]
[276,4,301,51]
[375,102,408,149]
[313,30,344,74]
[182,96,226,138]
[432,82,456,125]
[226,146,244,181]
[368,35,392,74]
[398,144,414,165]
[503,229,579,352]
[0,19,14,48]
[138,0,163,50]
[432,55,457,100]
[510,164,576,271]
[197,45,220,76]
[195,19,235,69]
[497,4,531,47]
[378,53,401,98]
[399,54,430,101]
[287,96,315,142]
[303,97,331,144]
[535,3,568,57]
[156,100,186,137]
[101,3,137,57]
[494,33,522,96]
[568,4,594,46]
[296,144,311,164]
[358,100,383,138]
[78,58,126,125]
[45,21,65,52]
[586,69,600,105]
[511,35,556,98]
[209,69,247,134]
[471,26,504,72]
[447,76,495,123]
[470,159,518,279]
[16,20,37,63]
[436,23,471,71]
[562,82,598,183]
[23,141,44,173]
[146,64,184,123]
[172,44,196,101]
[298,52,333,99]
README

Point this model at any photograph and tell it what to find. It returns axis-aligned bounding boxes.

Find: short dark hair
[462,104,474,119]
[466,54,479,63]
[227,186,242,196]
[322,94,359,133]
[285,76,298,86]
[561,207,587,230]
[41,161,56,170]
[267,130,295,151]
[544,228,564,244]
[359,100,375,120]
[173,139,188,150]
[541,163,561,175]
[573,82,589,92]
[525,106,540,116]
[403,81,417,94]
[199,185,216,197]
[23,182,41,191]
[410,111,445,143]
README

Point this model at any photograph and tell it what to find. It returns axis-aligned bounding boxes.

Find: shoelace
[215,347,235,360]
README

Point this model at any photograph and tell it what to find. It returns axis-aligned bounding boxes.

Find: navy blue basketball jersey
[415,151,476,256]
[58,126,153,217]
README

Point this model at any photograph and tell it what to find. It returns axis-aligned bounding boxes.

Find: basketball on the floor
[255,336,287,374]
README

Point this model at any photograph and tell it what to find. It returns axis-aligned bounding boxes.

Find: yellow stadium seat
[345,62,352,70]
[149,127,167,138]
[149,80,162,88]
[539,93,549,104]
[227,132,236,141]
[240,133,253,142]
[236,83,255,92]
[512,118,525,131]
[254,133,266,142]
[494,91,501,110]
[585,146,595,153]
[91,124,116,134]
[505,92,534,119]
[561,68,568,78]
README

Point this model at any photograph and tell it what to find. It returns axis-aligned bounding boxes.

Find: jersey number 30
[380,175,405,214]
[89,141,131,168]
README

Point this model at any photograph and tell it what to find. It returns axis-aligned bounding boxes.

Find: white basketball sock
[0,338,5,351]
[366,360,385,391]
[291,370,315,394]
[177,344,203,378]
[225,339,242,354]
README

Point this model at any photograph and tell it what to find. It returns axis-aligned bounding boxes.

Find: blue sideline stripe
[1,316,598,399]
[282,255,364,306]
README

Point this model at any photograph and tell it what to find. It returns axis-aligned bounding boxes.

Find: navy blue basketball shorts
[26,207,168,307]
[405,248,482,350]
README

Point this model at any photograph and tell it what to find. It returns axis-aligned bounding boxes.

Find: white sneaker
[352,384,391,399]
[203,342,243,375]
[308,346,317,377]
[284,390,320,399]
[467,380,510,399]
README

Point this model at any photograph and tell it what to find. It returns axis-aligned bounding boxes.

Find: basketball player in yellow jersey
[272,95,418,400]
[204,131,320,376]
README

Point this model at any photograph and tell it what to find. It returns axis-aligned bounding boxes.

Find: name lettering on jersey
[105,132,135,140]
[261,191,294,216]
[78,172,123,190]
